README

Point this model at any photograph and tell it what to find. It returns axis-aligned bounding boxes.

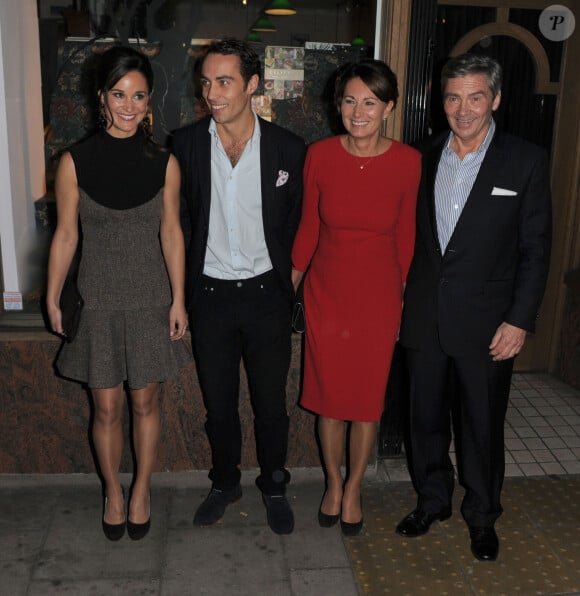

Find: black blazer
[172,115,306,309]
[400,128,552,357]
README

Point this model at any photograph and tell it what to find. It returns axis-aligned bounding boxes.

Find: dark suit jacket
[400,128,552,357]
[172,115,306,309]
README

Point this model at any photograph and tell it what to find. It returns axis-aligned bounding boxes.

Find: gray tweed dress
[56,131,192,389]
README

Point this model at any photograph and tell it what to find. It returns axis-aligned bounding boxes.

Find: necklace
[356,156,374,170]
[346,137,376,170]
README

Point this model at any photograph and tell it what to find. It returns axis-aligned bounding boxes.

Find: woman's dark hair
[335,59,399,110]
[96,45,154,97]
[96,45,158,147]
[201,38,261,86]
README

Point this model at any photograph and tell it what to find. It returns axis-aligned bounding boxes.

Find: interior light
[252,16,277,32]
[264,0,297,16]
[246,31,263,42]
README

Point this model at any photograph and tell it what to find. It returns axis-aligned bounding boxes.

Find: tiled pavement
[379,372,580,482]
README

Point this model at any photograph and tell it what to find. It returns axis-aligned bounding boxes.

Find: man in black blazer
[172,39,306,535]
[396,54,552,561]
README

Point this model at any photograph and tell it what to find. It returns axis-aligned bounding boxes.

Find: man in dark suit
[396,54,552,561]
[172,39,306,535]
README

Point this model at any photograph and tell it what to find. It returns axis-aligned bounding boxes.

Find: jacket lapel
[197,119,212,221]
[425,140,445,252]
[259,118,273,230]
[444,132,504,251]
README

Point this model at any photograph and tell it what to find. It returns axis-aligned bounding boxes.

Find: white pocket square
[491,186,517,196]
[276,170,289,187]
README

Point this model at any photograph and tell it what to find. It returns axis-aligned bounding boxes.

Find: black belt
[200,269,276,289]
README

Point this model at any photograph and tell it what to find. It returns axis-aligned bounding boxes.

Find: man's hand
[489,322,526,361]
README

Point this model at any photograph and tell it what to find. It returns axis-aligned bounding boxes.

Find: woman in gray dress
[46,46,191,541]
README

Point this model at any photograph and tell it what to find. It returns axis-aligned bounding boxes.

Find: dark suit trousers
[406,345,513,527]
[190,270,291,495]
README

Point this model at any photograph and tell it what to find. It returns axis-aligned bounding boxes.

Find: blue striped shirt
[434,119,495,253]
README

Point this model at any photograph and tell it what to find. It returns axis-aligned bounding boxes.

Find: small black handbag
[292,278,305,334]
[59,276,84,342]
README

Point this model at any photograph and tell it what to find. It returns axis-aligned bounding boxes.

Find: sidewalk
[2,471,580,595]
[0,470,360,596]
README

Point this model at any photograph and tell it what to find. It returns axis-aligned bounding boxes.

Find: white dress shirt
[203,113,273,280]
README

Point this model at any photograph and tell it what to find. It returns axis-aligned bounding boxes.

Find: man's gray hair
[441,53,502,97]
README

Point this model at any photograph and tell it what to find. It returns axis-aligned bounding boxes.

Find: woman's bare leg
[92,385,125,524]
[318,416,346,516]
[342,421,377,523]
[128,382,160,523]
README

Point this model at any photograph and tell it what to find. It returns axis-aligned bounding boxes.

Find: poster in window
[264,46,305,100]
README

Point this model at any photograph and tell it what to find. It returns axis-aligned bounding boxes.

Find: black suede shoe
[102,503,125,541]
[127,517,150,541]
[193,485,242,526]
[127,490,151,540]
[262,494,294,535]
[318,509,340,528]
[102,488,125,541]
[340,518,363,537]
[469,526,499,561]
[395,508,452,537]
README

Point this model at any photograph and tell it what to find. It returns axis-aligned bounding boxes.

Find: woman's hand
[169,302,188,340]
[47,301,64,337]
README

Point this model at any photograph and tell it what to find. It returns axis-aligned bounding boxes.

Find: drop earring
[99,103,108,129]
[141,109,152,140]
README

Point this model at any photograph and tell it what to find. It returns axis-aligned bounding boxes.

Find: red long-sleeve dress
[292,135,421,421]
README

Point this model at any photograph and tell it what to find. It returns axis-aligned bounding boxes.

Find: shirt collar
[208,110,261,146]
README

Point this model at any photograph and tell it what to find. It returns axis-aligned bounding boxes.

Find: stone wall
[0,333,319,473]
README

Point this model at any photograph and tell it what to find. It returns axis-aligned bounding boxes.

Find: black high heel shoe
[318,509,340,528]
[340,495,363,537]
[318,491,340,528]
[102,488,125,541]
[127,490,151,541]
[340,518,363,537]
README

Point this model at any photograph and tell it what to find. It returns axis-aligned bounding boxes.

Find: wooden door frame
[375,0,580,372]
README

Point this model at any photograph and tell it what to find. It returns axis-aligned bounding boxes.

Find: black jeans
[190,270,292,495]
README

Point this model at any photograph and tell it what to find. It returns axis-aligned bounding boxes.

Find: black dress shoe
[193,485,242,526]
[396,508,452,537]
[318,509,340,528]
[262,494,294,535]
[469,526,499,561]
[340,518,363,537]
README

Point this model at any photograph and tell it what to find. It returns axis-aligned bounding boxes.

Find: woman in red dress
[291,60,421,536]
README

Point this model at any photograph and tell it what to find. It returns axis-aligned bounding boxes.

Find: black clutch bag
[59,277,84,342]
[292,278,305,334]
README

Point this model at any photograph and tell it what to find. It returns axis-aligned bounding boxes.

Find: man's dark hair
[202,38,261,86]
[441,53,502,98]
